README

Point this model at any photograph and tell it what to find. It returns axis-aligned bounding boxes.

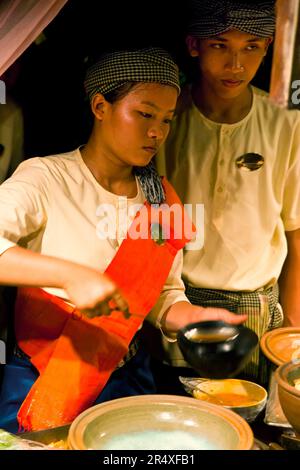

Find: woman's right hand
[63,265,128,318]
[0,246,128,318]
[162,301,247,334]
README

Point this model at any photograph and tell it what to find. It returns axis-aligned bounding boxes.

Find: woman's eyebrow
[247,37,265,42]
[140,101,176,113]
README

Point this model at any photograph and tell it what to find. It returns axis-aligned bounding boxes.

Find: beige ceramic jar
[276,360,300,436]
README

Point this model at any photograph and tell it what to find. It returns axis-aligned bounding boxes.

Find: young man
[155,0,300,384]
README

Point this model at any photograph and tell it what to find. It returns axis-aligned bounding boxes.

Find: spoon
[194,385,225,406]
[178,377,225,405]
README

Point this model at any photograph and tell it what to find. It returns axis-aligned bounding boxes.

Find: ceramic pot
[276,360,300,437]
[68,394,254,450]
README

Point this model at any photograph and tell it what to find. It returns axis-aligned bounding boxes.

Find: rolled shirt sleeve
[0,158,49,256]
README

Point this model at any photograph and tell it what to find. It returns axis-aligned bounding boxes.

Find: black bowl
[177,321,258,379]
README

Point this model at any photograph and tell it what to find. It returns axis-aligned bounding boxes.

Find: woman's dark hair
[81,82,139,139]
[103,82,140,103]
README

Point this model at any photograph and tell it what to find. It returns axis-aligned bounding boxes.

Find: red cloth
[15,178,194,430]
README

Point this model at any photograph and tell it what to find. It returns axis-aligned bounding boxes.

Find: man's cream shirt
[157,86,300,292]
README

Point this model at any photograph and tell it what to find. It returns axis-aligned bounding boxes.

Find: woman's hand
[63,265,128,318]
[162,301,247,334]
[0,246,129,318]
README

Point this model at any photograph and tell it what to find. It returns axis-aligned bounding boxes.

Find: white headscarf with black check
[188,0,276,38]
[84,48,180,102]
[84,48,180,205]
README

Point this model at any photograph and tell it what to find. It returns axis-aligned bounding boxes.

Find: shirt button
[222,128,230,135]
[219,160,224,166]
[213,210,222,219]
[217,186,223,193]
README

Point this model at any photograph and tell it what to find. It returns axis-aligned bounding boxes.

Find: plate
[260,327,300,366]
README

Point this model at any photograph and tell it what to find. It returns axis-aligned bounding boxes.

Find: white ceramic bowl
[192,378,267,422]
[68,394,253,450]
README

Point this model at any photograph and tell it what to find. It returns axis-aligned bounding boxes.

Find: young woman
[0,47,245,432]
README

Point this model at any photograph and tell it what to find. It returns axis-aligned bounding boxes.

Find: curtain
[0,0,68,76]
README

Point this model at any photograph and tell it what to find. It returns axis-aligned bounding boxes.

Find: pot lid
[260,327,300,366]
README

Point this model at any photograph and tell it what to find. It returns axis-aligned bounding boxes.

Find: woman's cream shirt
[0,148,188,326]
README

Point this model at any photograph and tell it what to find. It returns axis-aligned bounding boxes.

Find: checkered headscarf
[84,47,180,102]
[84,48,179,205]
[188,0,276,38]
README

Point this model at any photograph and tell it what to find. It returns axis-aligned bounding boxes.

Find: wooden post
[290,5,300,108]
[270,0,300,108]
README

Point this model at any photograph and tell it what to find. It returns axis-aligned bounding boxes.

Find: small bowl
[177,320,258,379]
[276,360,300,436]
[192,378,267,423]
[68,395,254,450]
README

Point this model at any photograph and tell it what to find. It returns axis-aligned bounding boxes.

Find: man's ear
[264,37,273,55]
[186,35,200,57]
[91,93,108,120]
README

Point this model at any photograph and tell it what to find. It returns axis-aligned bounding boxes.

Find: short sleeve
[282,115,300,231]
[0,158,50,255]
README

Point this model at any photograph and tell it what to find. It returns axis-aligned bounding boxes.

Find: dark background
[8,0,273,158]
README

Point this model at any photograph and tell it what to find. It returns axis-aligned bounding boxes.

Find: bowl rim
[275,360,300,397]
[68,394,254,450]
[177,320,258,344]
[260,327,300,366]
[192,378,268,409]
